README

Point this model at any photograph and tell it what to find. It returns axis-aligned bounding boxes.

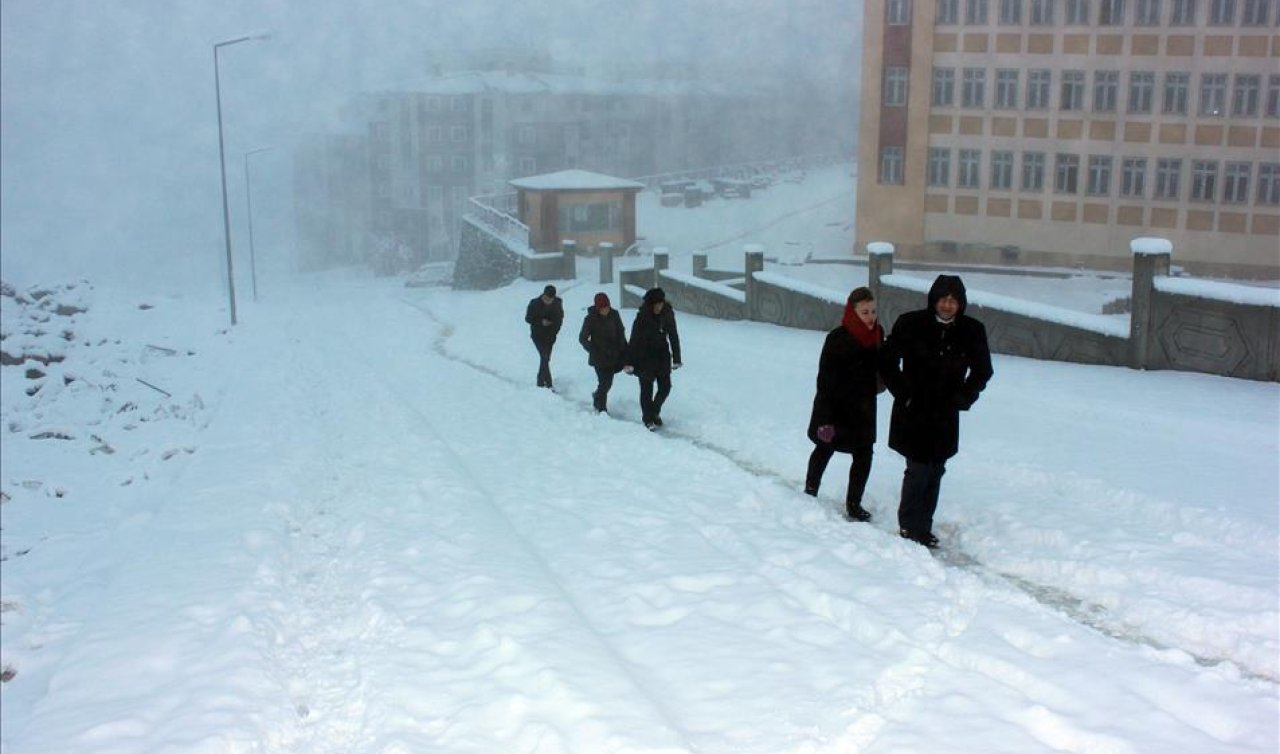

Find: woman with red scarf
[804,287,884,522]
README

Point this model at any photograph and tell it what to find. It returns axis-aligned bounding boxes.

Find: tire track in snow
[403,293,1274,686]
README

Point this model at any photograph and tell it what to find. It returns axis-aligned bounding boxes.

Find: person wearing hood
[805,287,884,523]
[525,284,564,389]
[627,287,682,430]
[578,292,628,413]
[879,274,993,549]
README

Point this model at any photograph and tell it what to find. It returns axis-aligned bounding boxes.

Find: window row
[931,0,1276,27]
[917,67,1280,117]
[878,146,1280,205]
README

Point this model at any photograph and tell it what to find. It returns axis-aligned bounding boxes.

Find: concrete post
[561,240,577,280]
[867,242,895,302]
[1129,237,1172,370]
[692,253,708,279]
[653,248,669,290]
[598,242,615,284]
[744,244,765,321]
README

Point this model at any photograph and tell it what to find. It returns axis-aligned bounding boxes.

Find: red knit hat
[594,292,610,309]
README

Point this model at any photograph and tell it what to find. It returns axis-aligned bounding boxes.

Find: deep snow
[1,267,1277,753]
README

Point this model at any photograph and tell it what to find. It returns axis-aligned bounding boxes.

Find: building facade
[855,0,1280,278]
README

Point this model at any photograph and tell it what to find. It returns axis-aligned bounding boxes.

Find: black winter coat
[525,295,564,343]
[880,277,993,463]
[807,325,883,452]
[628,304,681,375]
[579,307,628,372]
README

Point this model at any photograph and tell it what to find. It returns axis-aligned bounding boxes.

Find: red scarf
[842,303,882,348]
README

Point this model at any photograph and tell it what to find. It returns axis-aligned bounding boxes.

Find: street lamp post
[213,33,268,326]
[243,147,272,302]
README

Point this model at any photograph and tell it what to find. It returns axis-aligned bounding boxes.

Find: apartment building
[295,59,816,270]
[855,0,1280,278]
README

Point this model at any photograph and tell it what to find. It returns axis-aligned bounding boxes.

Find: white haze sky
[0,0,860,291]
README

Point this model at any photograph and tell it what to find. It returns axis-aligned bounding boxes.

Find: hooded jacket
[629,290,681,375]
[880,275,993,462]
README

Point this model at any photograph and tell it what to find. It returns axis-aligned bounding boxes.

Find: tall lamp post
[243,147,273,302]
[214,32,268,326]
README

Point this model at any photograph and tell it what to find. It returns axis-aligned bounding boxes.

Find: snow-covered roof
[509,170,645,192]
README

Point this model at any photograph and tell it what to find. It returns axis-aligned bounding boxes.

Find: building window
[1055,154,1080,193]
[428,155,444,172]
[1128,72,1155,113]
[928,147,952,186]
[519,157,536,174]
[962,68,987,108]
[517,125,536,145]
[991,151,1015,189]
[1209,0,1236,22]
[1267,75,1280,117]
[427,125,443,144]
[965,0,990,22]
[1094,71,1119,112]
[1121,157,1147,197]
[1233,75,1261,116]
[1061,70,1086,111]
[933,68,956,106]
[451,155,467,172]
[995,69,1019,108]
[559,202,621,233]
[1027,69,1052,109]
[1022,152,1047,190]
[450,125,468,143]
[1030,0,1056,22]
[1135,0,1162,22]
[1191,160,1218,201]
[1099,0,1127,22]
[880,147,905,184]
[1242,0,1271,23]
[1164,72,1190,114]
[1223,162,1251,203]
[885,67,910,105]
[1200,74,1228,116]
[450,97,467,112]
[1000,0,1024,22]
[1065,0,1091,22]
[1169,0,1197,21]
[1258,163,1280,204]
[938,0,961,23]
[888,0,913,23]
[1087,155,1113,195]
[958,149,982,188]
[1155,158,1182,199]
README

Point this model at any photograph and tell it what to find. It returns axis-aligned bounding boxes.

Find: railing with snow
[466,198,528,247]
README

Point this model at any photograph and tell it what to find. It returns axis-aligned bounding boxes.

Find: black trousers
[592,366,616,411]
[637,370,671,423]
[532,337,555,387]
[898,458,946,535]
[806,443,873,507]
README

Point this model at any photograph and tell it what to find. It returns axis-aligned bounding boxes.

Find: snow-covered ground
[1,269,1277,753]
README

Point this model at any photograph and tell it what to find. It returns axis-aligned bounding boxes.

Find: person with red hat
[578,292,629,413]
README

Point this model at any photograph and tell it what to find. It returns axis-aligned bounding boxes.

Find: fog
[0,0,859,292]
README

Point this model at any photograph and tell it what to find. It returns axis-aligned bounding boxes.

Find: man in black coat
[627,287,682,429]
[579,292,628,413]
[525,284,564,388]
[880,275,993,549]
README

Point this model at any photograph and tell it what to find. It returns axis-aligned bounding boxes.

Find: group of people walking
[805,275,993,549]
[526,274,992,550]
[525,284,681,431]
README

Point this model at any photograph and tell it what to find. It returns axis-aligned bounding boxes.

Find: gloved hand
[672,362,682,370]
[816,424,835,443]
[541,318,552,326]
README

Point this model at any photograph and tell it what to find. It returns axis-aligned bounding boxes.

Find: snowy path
[1,274,1276,753]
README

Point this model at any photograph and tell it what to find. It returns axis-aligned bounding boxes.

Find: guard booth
[510,170,643,254]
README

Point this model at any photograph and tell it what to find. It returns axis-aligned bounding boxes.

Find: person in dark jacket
[880,274,993,549]
[525,284,564,388]
[579,292,628,413]
[627,287,682,430]
[805,287,883,523]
